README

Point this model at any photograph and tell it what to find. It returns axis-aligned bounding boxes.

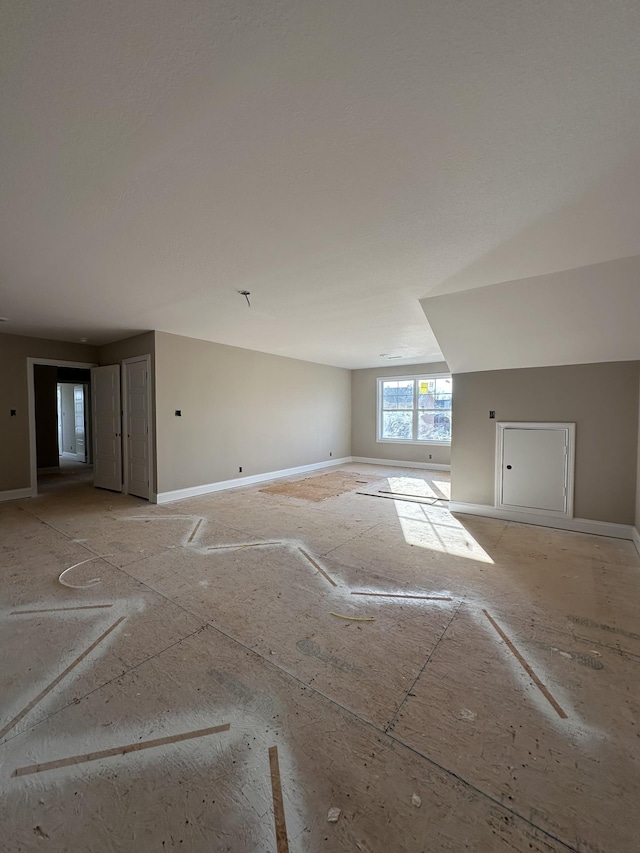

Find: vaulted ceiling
[1,1,639,368]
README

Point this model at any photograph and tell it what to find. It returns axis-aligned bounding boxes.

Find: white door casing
[495,422,575,519]
[123,356,152,501]
[92,365,122,492]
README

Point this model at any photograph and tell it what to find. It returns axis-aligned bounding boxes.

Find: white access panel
[496,423,575,518]
[123,356,151,500]
[92,365,122,492]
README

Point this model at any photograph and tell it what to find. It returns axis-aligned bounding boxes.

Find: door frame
[494,421,575,519]
[27,357,98,497]
[121,354,153,501]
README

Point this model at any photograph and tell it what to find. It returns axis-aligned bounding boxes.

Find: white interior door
[74,385,86,462]
[498,424,573,516]
[92,365,122,492]
[59,383,76,456]
[124,357,151,500]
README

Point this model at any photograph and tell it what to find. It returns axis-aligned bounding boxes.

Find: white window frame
[376,374,452,446]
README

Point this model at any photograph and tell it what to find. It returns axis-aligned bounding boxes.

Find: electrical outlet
[10,409,16,416]
[239,466,242,473]
[329,451,332,457]
[428,454,432,459]
[175,410,182,417]
[489,410,495,419]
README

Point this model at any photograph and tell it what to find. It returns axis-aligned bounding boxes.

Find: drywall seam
[449,501,634,541]
[0,488,33,503]
[351,456,451,471]
[156,458,353,504]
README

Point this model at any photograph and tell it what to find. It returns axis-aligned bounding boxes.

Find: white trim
[449,501,634,541]
[27,357,97,498]
[61,451,78,459]
[495,421,575,519]
[156,457,353,504]
[121,355,153,502]
[0,487,33,503]
[632,527,640,555]
[376,438,451,447]
[351,456,450,471]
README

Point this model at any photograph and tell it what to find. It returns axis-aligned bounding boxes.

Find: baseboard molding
[632,527,640,555]
[61,451,77,459]
[156,457,353,504]
[351,456,451,472]
[0,487,33,503]
[449,501,635,541]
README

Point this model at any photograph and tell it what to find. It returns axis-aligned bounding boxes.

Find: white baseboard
[449,501,635,541]
[351,456,451,472]
[61,451,77,459]
[632,527,640,555]
[156,457,353,504]
[0,487,33,503]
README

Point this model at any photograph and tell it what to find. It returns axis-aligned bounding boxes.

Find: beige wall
[351,362,451,466]
[636,372,640,533]
[155,332,351,494]
[451,361,640,525]
[98,331,155,367]
[0,333,98,492]
[34,365,58,469]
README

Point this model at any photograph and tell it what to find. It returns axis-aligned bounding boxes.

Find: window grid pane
[379,375,451,443]
[381,380,414,411]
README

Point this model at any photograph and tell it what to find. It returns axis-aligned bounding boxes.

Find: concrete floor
[1,464,639,852]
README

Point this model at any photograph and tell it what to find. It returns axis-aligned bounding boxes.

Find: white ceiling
[1,1,639,368]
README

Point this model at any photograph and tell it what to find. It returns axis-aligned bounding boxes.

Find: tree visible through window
[378,375,452,443]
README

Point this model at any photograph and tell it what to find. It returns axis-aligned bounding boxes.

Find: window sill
[376,438,451,447]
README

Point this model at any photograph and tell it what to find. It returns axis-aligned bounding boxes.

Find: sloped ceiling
[1,1,639,368]
[421,255,640,374]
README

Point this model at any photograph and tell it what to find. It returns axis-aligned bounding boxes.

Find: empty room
[1,3,639,852]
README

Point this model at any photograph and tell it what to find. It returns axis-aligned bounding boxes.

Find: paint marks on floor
[268,745,290,853]
[567,614,640,643]
[10,604,113,615]
[350,591,453,601]
[482,610,568,719]
[329,611,375,622]
[0,616,126,740]
[356,491,442,507]
[298,548,337,587]
[187,518,203,543]
[206,541,282,552]
[12,722,231,777]
[296,638,365,677]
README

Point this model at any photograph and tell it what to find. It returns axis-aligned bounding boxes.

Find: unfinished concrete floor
[1,464,639,852]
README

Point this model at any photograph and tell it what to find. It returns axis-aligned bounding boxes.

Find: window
[377,374,452,444]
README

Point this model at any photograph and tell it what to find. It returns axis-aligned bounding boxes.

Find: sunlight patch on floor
[394,501,494,563]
